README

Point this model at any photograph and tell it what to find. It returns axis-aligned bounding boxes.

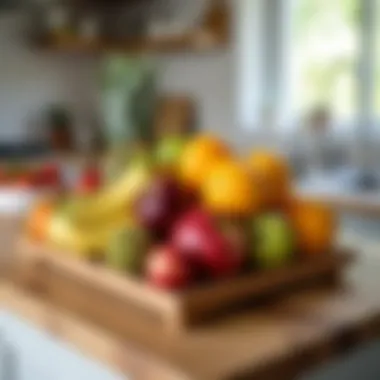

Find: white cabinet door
[0,311,126,380]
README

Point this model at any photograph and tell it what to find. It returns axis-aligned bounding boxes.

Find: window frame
[238,0,379,134]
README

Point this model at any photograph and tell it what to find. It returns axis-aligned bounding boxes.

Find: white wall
[158,51,234,139]
[0,11,98,143]
[0,6,238,145]
[157,0,244,149]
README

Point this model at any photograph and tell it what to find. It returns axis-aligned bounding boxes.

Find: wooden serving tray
[14,239,353,334]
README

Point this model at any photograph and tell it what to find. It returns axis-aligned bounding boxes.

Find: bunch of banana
[63,158,152,226]
[47,215,117,259]
[47,159,152,258]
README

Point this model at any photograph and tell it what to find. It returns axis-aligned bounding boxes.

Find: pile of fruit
[26,134,336,290]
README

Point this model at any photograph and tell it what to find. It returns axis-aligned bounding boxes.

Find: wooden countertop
[3,217,380,380]
[3,251,380,380]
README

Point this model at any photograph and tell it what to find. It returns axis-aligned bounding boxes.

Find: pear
[106,224,151,275]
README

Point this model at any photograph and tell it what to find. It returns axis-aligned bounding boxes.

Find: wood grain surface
[2,218,380,380]
[15,239,351,333]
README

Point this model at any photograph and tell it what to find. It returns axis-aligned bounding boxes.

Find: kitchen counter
[3,248,380,380]
[298,169,380,215]
[0,310,124,380]
[0,216,126,379]
[2,224,380,380]
[2,196,380,380]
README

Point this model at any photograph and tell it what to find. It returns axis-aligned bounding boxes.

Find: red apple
[218,219,249,263]
[135,176,186,239]
[35,164,61,188]
[171,209,244,279]
[77,166,102,195]
[145,245,191,290]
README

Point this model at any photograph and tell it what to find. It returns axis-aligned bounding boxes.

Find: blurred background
[1,0,380,241]
[2,1,380,380]
[0,0,379,190]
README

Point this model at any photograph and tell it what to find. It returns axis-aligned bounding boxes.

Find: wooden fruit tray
[14,239,353,334]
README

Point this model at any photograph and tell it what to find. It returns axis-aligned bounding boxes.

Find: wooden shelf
[39,30,228,55]
[37,0,229,55]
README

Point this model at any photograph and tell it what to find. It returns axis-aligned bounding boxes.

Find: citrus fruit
[26,199,55,242]
[178,135,230,190]
[290,199,336,256]
[246,150,291,209]
[202,160,258,215]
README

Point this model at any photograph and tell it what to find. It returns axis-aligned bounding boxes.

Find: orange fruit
[178,135,230,190]
[290,199,336,256]
[26,199,55,242]
[246,150,291,209]
[202,160,259,215]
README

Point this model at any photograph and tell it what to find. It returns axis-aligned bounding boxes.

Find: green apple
[155,135,186,169]
[250,214,294,269]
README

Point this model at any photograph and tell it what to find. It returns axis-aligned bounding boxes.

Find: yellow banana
[47,157,152,257]
[63,162,151,226]
[47,214,127,258]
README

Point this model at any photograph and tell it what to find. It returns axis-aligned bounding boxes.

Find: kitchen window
[375,0,380,117]
[289,0,359,124]
[238,0,378,133]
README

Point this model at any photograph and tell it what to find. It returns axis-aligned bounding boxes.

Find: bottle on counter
[46,105,74,153]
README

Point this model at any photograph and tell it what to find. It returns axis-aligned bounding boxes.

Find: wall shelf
[39,30,228,55]
[36,0,229,55]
